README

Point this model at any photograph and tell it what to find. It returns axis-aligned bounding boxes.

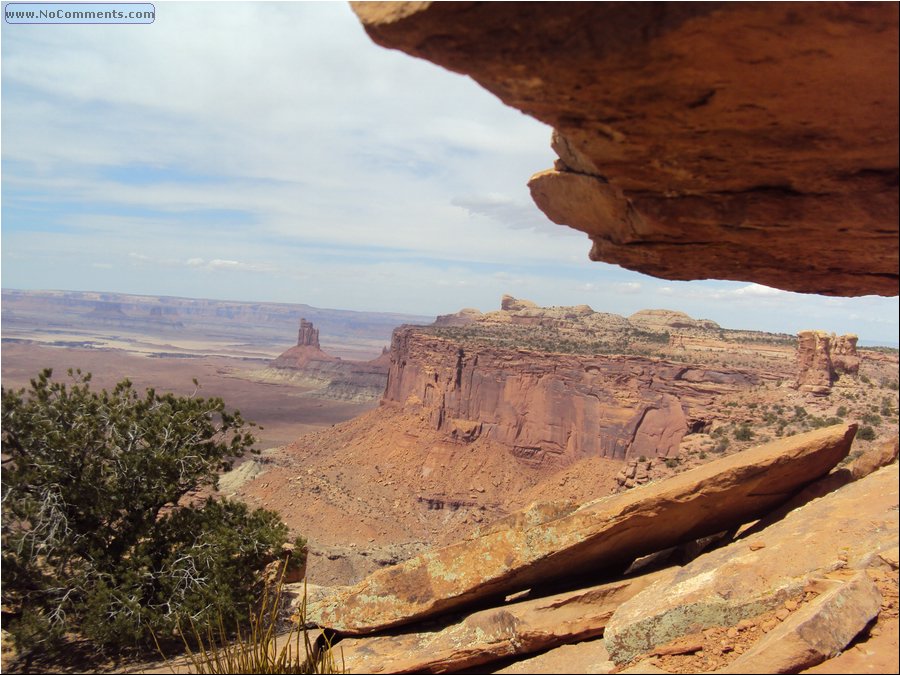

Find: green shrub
[862,413,883,427]
[836,406,849,418]
[856,425,877,441]
[1,369,304,659]
[734,425,754,441]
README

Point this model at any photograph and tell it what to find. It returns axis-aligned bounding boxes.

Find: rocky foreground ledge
[308,424,854,632]
[304,425,899,673]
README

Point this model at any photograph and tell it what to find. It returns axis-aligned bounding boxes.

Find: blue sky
[2,1,898,345]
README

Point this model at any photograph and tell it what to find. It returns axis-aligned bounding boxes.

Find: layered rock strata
[352,2,898,296]
[307,424,856,635]
[331,567,676,674]
[383,327,760,463]
[795,330,861,395]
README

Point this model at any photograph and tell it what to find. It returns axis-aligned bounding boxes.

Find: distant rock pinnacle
[298,318,320,348]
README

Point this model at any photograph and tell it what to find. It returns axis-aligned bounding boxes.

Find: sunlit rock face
[795,329,861,395]
[352,2,899,297]
[383,326,760,463]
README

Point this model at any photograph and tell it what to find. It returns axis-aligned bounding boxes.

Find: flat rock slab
[491,637,615,674]
[309,424,855,634]
[328,567,674,674]
[604,463,898,664]
[719,572,882,674]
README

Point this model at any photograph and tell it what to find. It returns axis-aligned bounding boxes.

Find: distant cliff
[383,327,760,463]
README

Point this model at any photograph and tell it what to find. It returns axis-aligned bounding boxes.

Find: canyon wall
[383,328,760,463]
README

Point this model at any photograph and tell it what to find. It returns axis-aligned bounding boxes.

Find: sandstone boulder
[603,463,898,664]
[718,572,882,674]
[328,567,675,674]
[308,424,856,634]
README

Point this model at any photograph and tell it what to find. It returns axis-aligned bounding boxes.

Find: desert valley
[2,287,898,673]
[2,2,898,674]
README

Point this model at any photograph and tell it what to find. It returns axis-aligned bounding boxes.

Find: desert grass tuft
[157,571,343,674]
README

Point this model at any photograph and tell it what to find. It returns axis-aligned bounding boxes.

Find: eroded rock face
[297,318,320,348]
[795,330,861,395]
[307,424,855,635]
[352,3,899,296]
[832,334,861,377]
[383,327,759,462]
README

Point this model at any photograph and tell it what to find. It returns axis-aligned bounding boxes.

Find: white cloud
[1,3,897,345]
[730,283,787,298]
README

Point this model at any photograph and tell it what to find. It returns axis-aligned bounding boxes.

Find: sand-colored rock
[501,295,538,312]
[796,330,835,395]
[384,328,760,462]
[329,567,675,674]
[719,572,882,674]
[308,424,855,634]
[831,334,861,377]
[434,307,483,327]
[352,3,898,297]
[795,330,862,395]
[491,638,615,674]
[603,463,898,664]
[629,310,720,332]
[849,438,899,481]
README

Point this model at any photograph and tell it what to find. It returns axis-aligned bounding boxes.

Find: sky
[2,2,898,346]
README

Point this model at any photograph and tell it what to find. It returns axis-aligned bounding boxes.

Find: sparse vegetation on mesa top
[425,324,670,357]
[1,369,306,664]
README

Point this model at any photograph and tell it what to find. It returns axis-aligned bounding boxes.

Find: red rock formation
[271,319,390,401]
[795,330,860,395]
[832,334,861,377]
[352,3,899,296]
[297,318,320,348]
[271,319,336,370]
[383,328,760,463]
